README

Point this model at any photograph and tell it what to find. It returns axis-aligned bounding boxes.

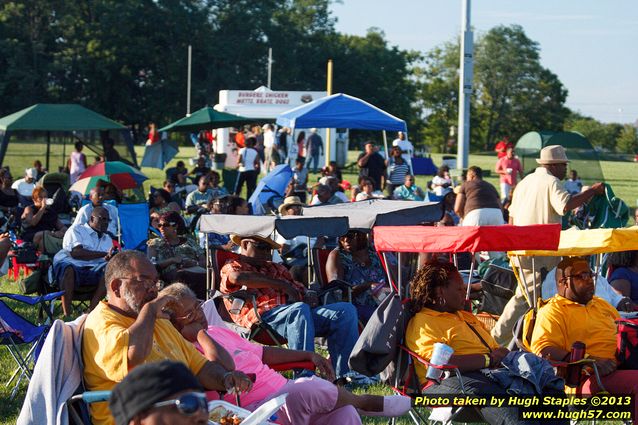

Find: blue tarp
[411,157,438,175]
[276,93,407,132]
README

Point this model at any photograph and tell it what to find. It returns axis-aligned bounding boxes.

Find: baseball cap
[108,361,203,425]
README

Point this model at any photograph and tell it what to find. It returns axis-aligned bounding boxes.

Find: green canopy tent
[0,104,135,170]
[158,106,253,132]
[515,130,604,183]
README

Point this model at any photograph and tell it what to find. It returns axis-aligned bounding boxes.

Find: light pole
[457,0,473,171]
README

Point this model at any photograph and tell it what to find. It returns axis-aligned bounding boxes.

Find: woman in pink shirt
[160,283,411,425]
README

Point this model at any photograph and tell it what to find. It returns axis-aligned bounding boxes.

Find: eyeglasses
[122,277,159,291]
[173,300,204,321]
[152,392,208,415]
[158,222,175,228]
[92,216,110,222]
[564,271,594,281]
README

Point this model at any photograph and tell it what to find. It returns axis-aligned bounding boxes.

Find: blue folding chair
[117,203,151,252]
[0,291,64,399]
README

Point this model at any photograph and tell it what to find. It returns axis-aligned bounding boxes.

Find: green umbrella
[159,106,253,132]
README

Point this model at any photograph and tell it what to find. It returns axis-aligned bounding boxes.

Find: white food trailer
[213,86,349,168]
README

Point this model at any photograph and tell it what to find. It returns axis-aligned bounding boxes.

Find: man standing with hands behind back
[491,145,605,346]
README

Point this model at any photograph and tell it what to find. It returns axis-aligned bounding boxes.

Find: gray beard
[122,286,143,314]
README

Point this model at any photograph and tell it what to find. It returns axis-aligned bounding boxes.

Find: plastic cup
[426,343,454,381]
[229,297,245,315]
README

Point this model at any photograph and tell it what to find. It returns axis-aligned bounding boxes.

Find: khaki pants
[491,256,560,346]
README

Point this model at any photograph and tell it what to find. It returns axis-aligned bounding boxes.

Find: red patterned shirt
[220,259,306,328]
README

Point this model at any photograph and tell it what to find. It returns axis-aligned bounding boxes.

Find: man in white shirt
[52,206,115,318]
[73,186,119,236]
[392,132,414,173]
[12,167,37,198]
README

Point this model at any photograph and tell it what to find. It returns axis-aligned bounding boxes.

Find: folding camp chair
[512,306,608,398]
[117,202,150,251]
[370,224,562,425]
[210,249,288,347]
[0,291,63,399]
[8,235,39,281]
[67,390,111,425]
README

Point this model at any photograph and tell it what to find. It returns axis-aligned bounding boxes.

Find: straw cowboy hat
[230,234,281,250]
[536,145,570,165]
[278,196,304,215]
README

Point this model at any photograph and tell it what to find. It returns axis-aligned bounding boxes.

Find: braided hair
[410,260,459,313]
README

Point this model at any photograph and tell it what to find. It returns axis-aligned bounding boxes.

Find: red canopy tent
[373,224,561,253]
[373,224,562,301]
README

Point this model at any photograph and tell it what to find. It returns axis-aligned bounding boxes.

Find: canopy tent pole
[465,252,475,302]
[393,252,404,418]
[187,45,192,116]
[514,255,532,308]
[397,252,403,298]
[307,236,313,286]
[381,252,394,293]
[531,257,537,309]
[324,59,333,167]
[206,239,211,299]
[594,253,602,286]
[0,130,10,167]
[45,131,52,172]
[61,135,66,171]
[382,130,390,177]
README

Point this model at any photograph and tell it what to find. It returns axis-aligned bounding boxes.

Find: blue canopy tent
[276,93,408,170]
[276,93,407,132]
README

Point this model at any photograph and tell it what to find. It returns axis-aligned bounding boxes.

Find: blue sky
[330,0,638,124]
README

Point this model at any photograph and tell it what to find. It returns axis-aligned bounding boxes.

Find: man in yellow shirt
[82,251,252,425]
[531,257,638,417]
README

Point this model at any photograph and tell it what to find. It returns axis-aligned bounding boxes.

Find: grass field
[0,141,635,424]
[3,140,638,210]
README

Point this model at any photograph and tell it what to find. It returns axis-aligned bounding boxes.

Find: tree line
[0,1,635,153]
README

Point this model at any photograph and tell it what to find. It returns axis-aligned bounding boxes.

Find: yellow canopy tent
[509,227,638,257]
[508,227,638,310]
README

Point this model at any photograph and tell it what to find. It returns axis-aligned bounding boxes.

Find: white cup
[426,342,454,381]
[229,297,245,315]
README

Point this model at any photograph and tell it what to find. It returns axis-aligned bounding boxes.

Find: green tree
[0,1,59,113]
[413,42,459,152]
[565,116,622,151]
[616,124,638,154]
[474,25,569,149]
[415,25,570,153]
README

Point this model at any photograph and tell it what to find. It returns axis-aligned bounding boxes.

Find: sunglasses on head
[151,392,208,415]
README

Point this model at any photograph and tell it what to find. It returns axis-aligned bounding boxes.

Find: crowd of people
[8,132,638,425]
